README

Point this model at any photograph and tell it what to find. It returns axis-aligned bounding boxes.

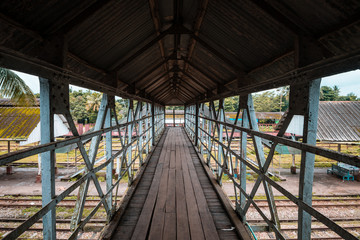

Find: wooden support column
[298,79,321,240]
[39,77,56,240]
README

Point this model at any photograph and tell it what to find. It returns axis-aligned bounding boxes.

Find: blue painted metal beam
[39,77,56,240]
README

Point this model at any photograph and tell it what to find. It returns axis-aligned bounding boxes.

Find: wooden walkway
[103,127,249,240]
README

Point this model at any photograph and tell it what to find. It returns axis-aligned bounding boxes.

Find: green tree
[224,96,239,112]
[252,91,279,112]
[0,68,36,105]
[320,85,340,101]
[320,85,358,101]
[346,92,358,101]
[85,92,102,111]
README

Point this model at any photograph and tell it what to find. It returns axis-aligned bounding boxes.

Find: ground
[0,167,358,197]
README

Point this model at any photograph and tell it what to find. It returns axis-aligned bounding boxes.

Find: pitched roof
[276,101,360,142]
[317,101,360,142]
[0,107,40,140]
[0,1,359,105]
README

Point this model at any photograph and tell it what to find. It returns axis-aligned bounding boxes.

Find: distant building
[0,99,69,147]
[277,101,360,142]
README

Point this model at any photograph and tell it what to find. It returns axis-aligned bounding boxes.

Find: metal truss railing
[0,83,165,239]
[184,94,360,240]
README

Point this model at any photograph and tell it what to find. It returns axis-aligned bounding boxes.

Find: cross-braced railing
[184,79,360,240]
[0,78,165,240]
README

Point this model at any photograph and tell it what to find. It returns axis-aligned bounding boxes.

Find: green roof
[0,107,40,140]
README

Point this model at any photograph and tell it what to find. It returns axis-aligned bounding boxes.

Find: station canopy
[0,1,359,105]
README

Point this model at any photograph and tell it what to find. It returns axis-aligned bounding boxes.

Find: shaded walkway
[104,127,248,240]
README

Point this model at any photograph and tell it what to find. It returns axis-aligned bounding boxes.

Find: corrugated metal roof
[0,98,40,107]
[317,101,360,142]
[0,107,40,140]
[0,1,359,105]
[277,101,360,142]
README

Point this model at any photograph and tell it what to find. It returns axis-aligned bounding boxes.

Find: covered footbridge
[0,1,360,240]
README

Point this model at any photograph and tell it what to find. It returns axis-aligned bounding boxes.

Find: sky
[14,69,360,96]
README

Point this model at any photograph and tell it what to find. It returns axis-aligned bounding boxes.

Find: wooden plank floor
[110,127,241,240]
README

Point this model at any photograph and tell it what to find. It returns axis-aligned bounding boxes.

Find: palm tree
[85,92,102,111]
[0,68,36,105]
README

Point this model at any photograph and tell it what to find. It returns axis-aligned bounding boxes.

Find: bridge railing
[0,79,165,240]
[184,93,359,240]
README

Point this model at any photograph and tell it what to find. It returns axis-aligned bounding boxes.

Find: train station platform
[101,127,250,240]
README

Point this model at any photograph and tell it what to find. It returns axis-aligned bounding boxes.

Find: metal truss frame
[184,79,359,240]
[0,78,165,240]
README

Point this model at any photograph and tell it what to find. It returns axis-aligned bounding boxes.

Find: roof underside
[0,0,360,105]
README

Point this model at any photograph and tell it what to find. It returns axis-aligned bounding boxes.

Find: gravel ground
[1,167,359,239]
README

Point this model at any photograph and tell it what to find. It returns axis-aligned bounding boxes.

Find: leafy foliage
[320,85,358,101]
[69,89,128,123]
[0,68,36,106]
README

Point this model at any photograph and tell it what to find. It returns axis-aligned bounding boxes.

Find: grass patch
[246,173,258,182]
[269,175,281,182]
[21,207,41,217]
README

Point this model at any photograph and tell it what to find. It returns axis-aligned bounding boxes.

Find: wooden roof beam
[148,82,171,96]
[48,0,113,35]
[149,0,171,76]
[184,0,209,71]
[179,68,211,91]
[139,72,169,90]
[109,26,174,72]
[249,0,309,36]
[128,58,169,85]
[181,56,221,84]
[189,29,249,71]
[178,78,202,95]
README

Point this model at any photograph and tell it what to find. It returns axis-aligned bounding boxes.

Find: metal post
[39,77,56,240]
[218,100,224,184]
[151,103,155,146]
[105,106,113,213]
[127,100,134,184]
[71,94,108,230]
[184,105,186,128]
[138,102,143,164]
[239,105,248,218]
[298,79,321,240]
[173,108,175,127]
[247,94,280,234]
[200,104,205,154]
[207,103,212,165]
[146,103,150,154]
[195,103,199,147]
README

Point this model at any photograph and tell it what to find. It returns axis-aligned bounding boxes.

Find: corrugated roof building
[277,101,360,142]
[317,101,360,142]
[0,107,40,140]
[0,99,69,144]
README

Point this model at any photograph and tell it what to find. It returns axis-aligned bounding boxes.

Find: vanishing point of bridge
[103,127,248,240]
